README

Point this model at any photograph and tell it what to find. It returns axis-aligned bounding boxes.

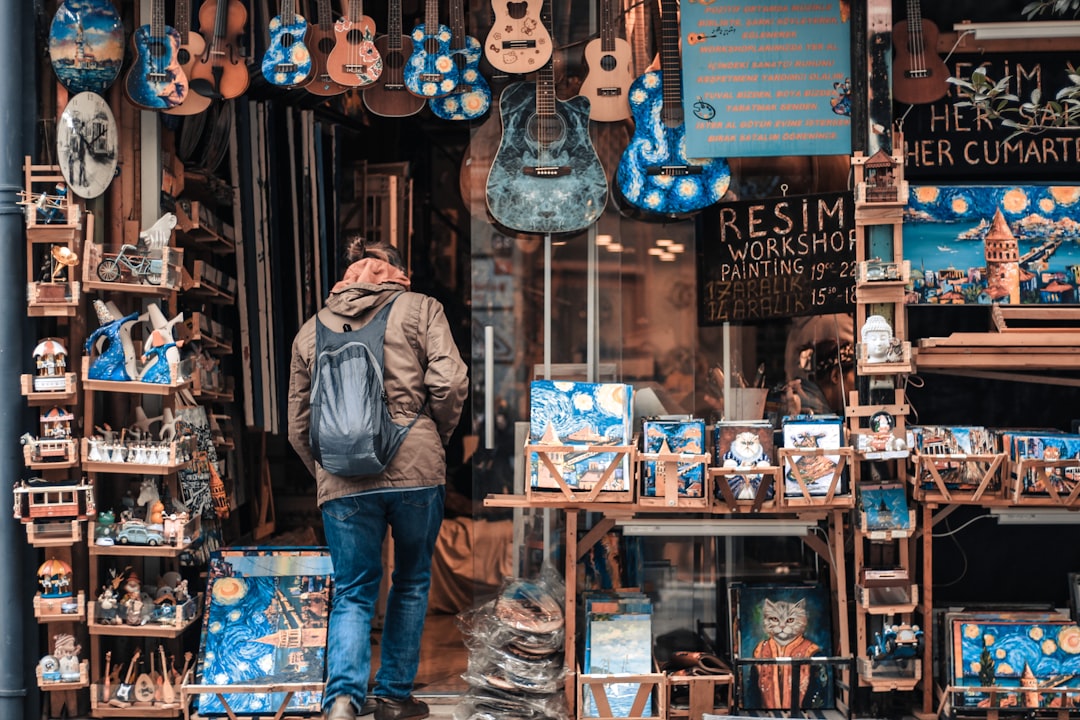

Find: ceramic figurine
[138,212,177,253]
[96,585,119,624]
[95,510,116,544]
[861,315,895,364]
[53,633,82,682]
[38,557,73,598]
[32,338,68,391]
[85,300,139,381]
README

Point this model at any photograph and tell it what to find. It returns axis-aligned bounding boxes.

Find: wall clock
[57,91,118,199]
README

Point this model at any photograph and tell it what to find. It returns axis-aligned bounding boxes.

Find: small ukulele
[579,0,633,122]
[484,0,552,73]
[892,0,949,105]
[262,0,314,87]
[165,0,213,115]
[124,0,189,110]
[404,0,458,98]
[429,0,491,120]
[363,0,426,117]
[327,0,383,87]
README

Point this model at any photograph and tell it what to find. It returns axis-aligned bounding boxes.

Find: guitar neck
[281,0,294,22]
[151,0,165,38]
[449,0,465,50]
[316,0,334,30]
[599,0,615,52]
[536,0,555,119]
[425,0,439,29]
[388,0,404,49]
[176,0,192,40]
[658,0,681,121]
[348,0,361,23]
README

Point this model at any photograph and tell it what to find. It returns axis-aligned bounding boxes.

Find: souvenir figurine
[38,557,73,598]
[53,633,82,682]
[96,585,119,625]
[861,315,895,364]
[85,300,139,381]
[32,338,69,391]
[94,510,116,545]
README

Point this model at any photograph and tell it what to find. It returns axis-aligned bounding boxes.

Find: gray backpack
[308,296,418,476]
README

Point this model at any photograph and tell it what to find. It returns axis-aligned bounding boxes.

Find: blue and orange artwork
[641,419,706,498]
[196,548,333,716]
[49,0,125,94]
[904,185,1080,305]
[952,618,1080,708]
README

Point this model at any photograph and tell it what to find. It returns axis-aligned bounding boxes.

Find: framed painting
[195,547,333,716]
[641,419,706,498]
[729,583,834,710]
[903,185,1080,305]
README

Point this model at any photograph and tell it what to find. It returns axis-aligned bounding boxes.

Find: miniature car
[116,521,165,546]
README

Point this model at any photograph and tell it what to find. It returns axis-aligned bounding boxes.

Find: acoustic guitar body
[892,18,949,105]
[166,31,212,115]
[363,34,426,117]
[327,15,383,87]
[579,36,633,122]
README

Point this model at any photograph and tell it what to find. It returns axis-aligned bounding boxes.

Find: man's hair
[810,339,855,381]
[344,233,405,270]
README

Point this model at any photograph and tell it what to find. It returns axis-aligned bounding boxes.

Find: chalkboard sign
[698,191,856,324]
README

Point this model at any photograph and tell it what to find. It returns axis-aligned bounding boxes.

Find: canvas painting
[781,416,846,497]
[195,548,333,715]
[910,425,997,490]
[528,381,633,492]
[859,484,911,532]
[951,617,1080,708]
[582,594,653,718]
[640,419,706,498]
[1006,432,1080,496]
[714,422,775,501]
[903,185,1080,305]
[730,583,834,710]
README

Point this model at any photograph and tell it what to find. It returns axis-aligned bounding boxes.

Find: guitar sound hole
[506,1,527,20]
[424,38,440,56]
[177,48,191,65]
[527,115,565,145]
[600,54,616,72]
[149,40,166,60]
[385,52,405,70]
[346,29,364,45]
[281,33,295,48]
[662,107,684,129]
[318,37,334,54]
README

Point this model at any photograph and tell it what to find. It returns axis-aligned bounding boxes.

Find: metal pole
[0,1,32,717]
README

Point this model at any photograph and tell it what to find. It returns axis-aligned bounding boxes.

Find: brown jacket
[287,278,469,507]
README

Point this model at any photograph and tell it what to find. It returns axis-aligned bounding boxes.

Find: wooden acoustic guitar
[165,0,213,115]
[124,0,188,110]
[892,0,949,105]
[363,0,426,117]
[578,0,633,122]
[485,0,609,234]
[613,0,730,218]
[306,0,350,96]
[261,0,314,88]
[188,0,250,100]
[484,0,552,74]
[327,0,383,87]
[429,0,492,120]
[404,0,459,98]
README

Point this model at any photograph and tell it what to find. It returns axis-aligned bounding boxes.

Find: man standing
[288,238,469,720]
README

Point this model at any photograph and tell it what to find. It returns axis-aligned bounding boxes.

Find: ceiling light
[659,252,676,261]
[656,238,673,247]
[667,243,685,253]
[953,20,1080,40]
[648,248,665,256]
[607,243,624,252]
[596,234,613,246]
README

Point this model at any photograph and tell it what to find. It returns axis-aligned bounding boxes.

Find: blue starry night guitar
[404,0,459,98]
[428,0,491,121]
[614,0,729,218]
[261,0,314,88]
[124,0,188,110]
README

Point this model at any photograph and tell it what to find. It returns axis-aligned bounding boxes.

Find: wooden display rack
[90,682,185,718]
[26,519,83,547]
[81,364,193,394]
[711,466,780,513]
[21,372,78,406]
[1007,458,1080,507]
[636,448,710,509]
[81,436,195,474]
[34,590,86,622]
[856,571,919,614]
[777,447,855,509]
[87,594,200,637]
[88,514,201,554]
[180,681,321,720]
[937,684,1080,720]
[23,438,80,469]
[525,442,636,503]
[856,657,921,692]
[81,239,184,296]
[38,659,90,691]
[911,452,1005,503]
[664,671,734,719]
[858,508,917,540]
[578,672,665,720]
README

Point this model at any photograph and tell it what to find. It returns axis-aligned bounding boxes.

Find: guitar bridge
[420,74,443,82]
[502,40,537,49]
[597,88,622,97]
[523,166,571,177]
[383,83,406,91]
[647,165,703,176]
[274,64,297,73]
[148,73,167,83]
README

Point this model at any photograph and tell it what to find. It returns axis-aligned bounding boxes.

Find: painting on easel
[195,548,333,716]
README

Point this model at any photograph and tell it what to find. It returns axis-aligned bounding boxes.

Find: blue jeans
[321,486,445,711]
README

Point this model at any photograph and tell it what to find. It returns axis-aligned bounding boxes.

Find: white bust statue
[861,315,894,363]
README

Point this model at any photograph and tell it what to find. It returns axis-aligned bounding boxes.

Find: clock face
[57,91,118,199]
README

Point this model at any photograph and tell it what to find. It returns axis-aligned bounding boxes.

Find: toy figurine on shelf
[32,338,68,390]
[861,314,904,364]
[85,299,139,381]
[53,633,83,682]
[94,510,116,545]
[96,585,120,625]
[38,557,73,598]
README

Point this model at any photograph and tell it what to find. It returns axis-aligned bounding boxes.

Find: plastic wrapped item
[452,686,568,720]
[464,648,567,694]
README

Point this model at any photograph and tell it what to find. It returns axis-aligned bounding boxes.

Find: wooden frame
[664,671,734,719]
[777,447,855,509]
[710,466,780,513]
[525,442,636,504]
[180,682,321,720]
[1008,458,1080,507]
[578,673,665,720]
[911,451,1005,503]
[636,450,710,509]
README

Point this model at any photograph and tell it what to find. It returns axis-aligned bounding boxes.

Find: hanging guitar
[262,0,314,88]
[579,0,633,122]
[48,0,124,94]
[189,0,250,100]
[484,0,552,73]
[614,0,730,218]
[892,0,949,105]
[363,0,426,117]
[165,0,212,115]
[305,0,349,96]
[404,0,458,97]
[327,0,383,87]
[124,0,188,110]
[485,0,609,234]
[429,0,491,120]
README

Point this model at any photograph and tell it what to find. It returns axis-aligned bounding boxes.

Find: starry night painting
[903,185,1080,305]
[951,618,1080,708]
[858,484,910,532]
[640,419,706,498]
[195,548,333,716]
[528,381,633,492]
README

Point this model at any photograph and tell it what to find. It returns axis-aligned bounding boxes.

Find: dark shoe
[360,698,378,716]
[375,696,430,720]
[325,695,359,720]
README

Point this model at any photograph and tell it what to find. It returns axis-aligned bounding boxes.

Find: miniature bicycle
[96,244,164,285]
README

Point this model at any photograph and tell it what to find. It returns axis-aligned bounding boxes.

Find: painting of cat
[730,583,834,710]
[715,424,775,502]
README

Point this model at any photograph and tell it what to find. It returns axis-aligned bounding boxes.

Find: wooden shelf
[857,658,921,692]
[87,596,200,638]
[81,437,193,475]
[81,366,191,395]
[27,282,81,317]
[178,312,233,355]
[21,372,78,406]
[181,260,235,303]
[37,659,89,691]
[88,517,200,555]
[34,591,86,623]
[90,683,185,717]
[26,520,83,548]
[173,199,235,254]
